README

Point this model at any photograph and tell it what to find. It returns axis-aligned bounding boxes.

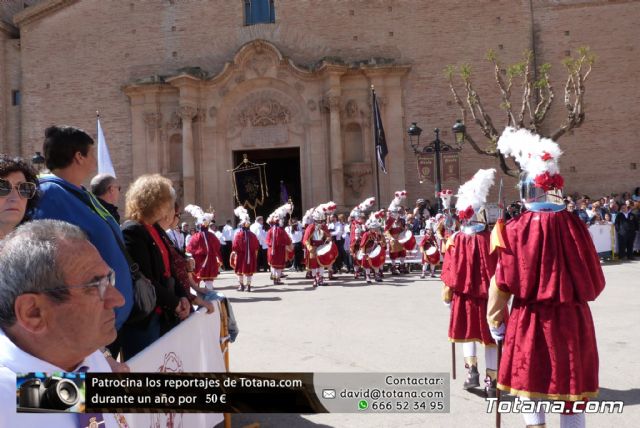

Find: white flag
[97,117,116,177]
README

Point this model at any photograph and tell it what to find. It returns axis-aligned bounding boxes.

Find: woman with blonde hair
[120,174,191,359]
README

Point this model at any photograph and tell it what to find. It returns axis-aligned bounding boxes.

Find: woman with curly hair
[120,174,191,359]
[0,155,39,239]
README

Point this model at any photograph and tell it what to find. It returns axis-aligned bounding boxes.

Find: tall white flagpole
[96,111,116,177]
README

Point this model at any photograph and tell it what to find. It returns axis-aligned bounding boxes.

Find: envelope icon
[322,389,336,399]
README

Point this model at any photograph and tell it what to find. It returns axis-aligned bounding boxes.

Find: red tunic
[359,230,385,269]
[350,221,365,267]
[385,217,406,258]
[495,210,605,400]
[186,229,221,281]
[441,229,497,346]
[232,228,260,275]
[419,234,439,264]
[303,223,330,269]
[266,225,292,269]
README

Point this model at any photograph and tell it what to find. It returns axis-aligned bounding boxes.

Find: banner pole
[371,86,382,210]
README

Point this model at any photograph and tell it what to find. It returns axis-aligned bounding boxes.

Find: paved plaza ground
[212,260,639,428]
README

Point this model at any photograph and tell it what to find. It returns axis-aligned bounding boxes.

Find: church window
[11,90,20,106]
[244,0,275,26]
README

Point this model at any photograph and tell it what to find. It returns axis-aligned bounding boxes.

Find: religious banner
[231,155,269,210]
[124,307,226,427]
[442,152,460,182]
[417,155,435,183]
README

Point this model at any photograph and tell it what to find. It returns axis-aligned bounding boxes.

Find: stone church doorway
[233,147,302,221]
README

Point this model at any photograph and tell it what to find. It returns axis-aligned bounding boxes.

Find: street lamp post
[407,120,466,213]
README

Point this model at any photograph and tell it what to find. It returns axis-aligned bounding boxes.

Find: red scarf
[145,224,171,278]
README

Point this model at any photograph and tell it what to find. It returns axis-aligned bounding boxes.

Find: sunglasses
[37,270,116,301]
[0,179,36,199]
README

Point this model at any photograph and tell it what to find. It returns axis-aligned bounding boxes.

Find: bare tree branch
[517,54,532,128]
[490,54,517,127]
[550,47,594,140]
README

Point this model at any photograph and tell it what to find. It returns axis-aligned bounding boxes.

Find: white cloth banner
[588,224,615,253]
[123,306,226,428]
[97,118,116,177]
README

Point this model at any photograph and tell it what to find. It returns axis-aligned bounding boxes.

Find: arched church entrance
[233,148,302,221]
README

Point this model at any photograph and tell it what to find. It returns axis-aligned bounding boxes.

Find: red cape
[232,229,260,275]
[495,210,605,399]
[186,230,221,280]
[302,223,330,269]
[266,225,292,269]
[441,229,497,345]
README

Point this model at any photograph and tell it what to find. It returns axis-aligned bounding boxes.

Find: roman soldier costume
[302,203,334,287]
[184,204,222,290]
[419,228,440,278]
[385,190,409,274]
[301,208,315,279]
[441,168,503,398]
[302,204,331,288]
[359,210,387,284]
[435,189,459,254]
[266,203,293,285]
[232,206,260,292]
[349,197,375,280]
[488,128,605,428]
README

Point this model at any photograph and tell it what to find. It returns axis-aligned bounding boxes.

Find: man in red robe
[385,190,408,275]
[303,204,333,287]
[487,127,606,428]
[184,205,221,290]
[441,168,502,398]
[419,228,440,278]
[349,197,375,280]
[266,203,293,285]
[360,210,387,284]
[232,206,259,292]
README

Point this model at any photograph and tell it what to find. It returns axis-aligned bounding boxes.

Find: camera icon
[322,389,336,399]
[19,376,80,411]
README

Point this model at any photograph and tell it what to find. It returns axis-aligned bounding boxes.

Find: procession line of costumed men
[183,191,433,291]
[439,127,605,428]
[181,128,603,428]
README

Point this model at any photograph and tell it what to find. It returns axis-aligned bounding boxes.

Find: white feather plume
[455,169,496,213]
[302,208,315,225]
[497,127,563,177]
[388,190,407,210]
[234,206,250,223]
[184,204,204,220]
[350,197,375,218]
[270,202,293,223]
[359,197,375,211]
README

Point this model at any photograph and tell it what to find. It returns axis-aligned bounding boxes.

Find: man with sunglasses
[90,173,121,224]
[0,220,126,427]
[32,125,133,356]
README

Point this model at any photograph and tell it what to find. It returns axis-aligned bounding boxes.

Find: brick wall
[5,0,639,203]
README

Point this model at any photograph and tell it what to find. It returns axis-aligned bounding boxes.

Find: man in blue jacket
[32,126,133,344]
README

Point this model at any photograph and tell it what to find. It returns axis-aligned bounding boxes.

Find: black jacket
[614,212,638,236]
[121,220,187,325]
[97,197,121,224]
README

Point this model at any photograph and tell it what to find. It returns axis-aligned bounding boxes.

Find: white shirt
[343,232,351,251]
[208,228,224,243]
[166,227,185,250]
[222,224,235,242]
[330,222,345,240]
[286,225,303,244]
[0,328,119,428]
[250,222,268,249]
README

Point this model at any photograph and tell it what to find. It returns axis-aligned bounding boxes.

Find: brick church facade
[1,0,638,219]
